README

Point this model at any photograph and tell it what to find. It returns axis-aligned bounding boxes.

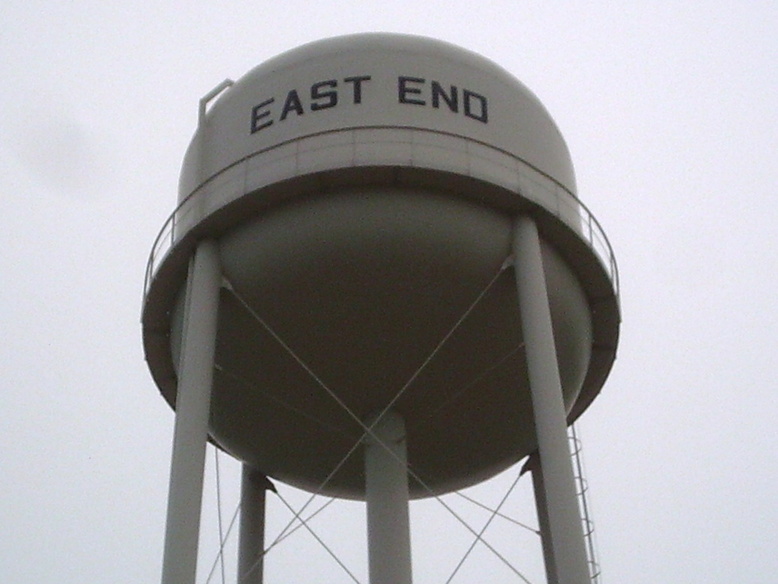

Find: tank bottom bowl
[170,187,592,499]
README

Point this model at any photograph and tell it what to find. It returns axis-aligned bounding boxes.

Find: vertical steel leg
[161,240,221,584]
[527,454,559,584]
[239,465,272,584]
[364,411,413,584]
[512,217,590,584]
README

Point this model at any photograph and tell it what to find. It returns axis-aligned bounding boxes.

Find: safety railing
[569,194,620,297]
[143,133,619,307]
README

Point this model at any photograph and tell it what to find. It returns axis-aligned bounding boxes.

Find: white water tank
[142,33,619,499]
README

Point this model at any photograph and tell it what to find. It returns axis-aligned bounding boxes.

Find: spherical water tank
[142,33,619,499]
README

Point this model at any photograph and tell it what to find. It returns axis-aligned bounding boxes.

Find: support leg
[239,465,274,584]
[161,240,221,584]
[364,411,413,584]
[512,217,590,584]
[528,453,559,584]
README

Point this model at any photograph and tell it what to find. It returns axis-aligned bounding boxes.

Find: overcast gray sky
[1,2,777,583]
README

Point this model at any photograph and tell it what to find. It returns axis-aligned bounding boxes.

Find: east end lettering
[250,75,371,133]
[249,74,489,134]
[397,76,488,124]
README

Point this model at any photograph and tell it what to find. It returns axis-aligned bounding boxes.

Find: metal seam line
[213,363,356,439]
[426,342,525,422]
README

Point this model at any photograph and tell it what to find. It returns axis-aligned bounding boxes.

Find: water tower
[142,33,619,584]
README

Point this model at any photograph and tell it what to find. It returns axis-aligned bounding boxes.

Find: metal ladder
[569,424,602,584]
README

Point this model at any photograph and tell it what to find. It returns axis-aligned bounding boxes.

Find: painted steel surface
[142,33,620,499]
